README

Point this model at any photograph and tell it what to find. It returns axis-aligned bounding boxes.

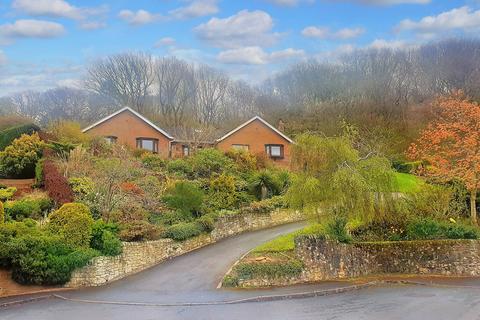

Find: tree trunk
[470,190,477,225]
[261,185,268,200]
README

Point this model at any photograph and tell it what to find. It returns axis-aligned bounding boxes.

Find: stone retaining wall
[295,236,480,281]
[66,209,303,287]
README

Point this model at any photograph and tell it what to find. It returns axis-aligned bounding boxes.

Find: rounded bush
[48,203,94,248]
[164,222,202,241]
[119,220,162,242]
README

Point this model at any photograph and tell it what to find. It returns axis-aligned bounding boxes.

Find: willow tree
[286,133,396,223]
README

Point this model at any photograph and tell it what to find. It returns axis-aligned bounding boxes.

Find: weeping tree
[286,133,396,223]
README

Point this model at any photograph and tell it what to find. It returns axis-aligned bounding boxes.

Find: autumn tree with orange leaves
[408,91,480,225]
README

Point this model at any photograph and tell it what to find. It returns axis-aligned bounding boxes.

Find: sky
[0,0,479,96]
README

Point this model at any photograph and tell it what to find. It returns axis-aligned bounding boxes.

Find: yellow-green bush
[0,187,16,201]
[0,201,4,224]
[0,132,45,178]
[48,203,94,248]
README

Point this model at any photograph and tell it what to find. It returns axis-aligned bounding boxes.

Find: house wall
[216,119,291,167]
[85,111,171,158]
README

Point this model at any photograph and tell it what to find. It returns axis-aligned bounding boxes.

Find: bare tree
[195,65,229,125]
[85,52,155,113]
[155,57,196,127]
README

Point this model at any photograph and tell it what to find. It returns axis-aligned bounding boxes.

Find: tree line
[1,38,479,156]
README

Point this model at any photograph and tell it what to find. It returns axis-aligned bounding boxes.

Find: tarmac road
[2,222,480,320]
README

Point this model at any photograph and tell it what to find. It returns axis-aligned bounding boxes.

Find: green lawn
[253,224,324,253]
[394,172,424,193]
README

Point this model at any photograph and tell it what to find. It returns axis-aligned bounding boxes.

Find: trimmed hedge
[233,260,304,280]
[0,123,40,151]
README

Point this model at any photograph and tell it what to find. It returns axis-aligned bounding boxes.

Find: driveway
[2,222,480,320]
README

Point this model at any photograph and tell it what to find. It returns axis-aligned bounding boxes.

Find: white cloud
[169,0,219,19]
[266,0,315,6]
[368,39,410,50]
[154,37,176,48]
[12,0,106,20]
[118,9,164,25]
[302,26,365,39]
[396,6,480,35]
[79,21,106,30]
[217,46,304,65]
[194,10,281,48]
[0,19,65,40]
[0,50,7,65]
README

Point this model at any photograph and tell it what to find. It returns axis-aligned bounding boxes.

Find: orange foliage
[408,91,480,223]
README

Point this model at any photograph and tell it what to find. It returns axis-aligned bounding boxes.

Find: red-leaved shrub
[43,159,74,205]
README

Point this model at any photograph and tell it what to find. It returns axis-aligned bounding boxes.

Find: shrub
[153,210,194,226]
[196,214,215,232]
[0,187,16,201]
[189,148,234,178]
[406,218,478,240]
[0,123,40,151]
[5,192,53,221]
[0,132,45,178]
[248,170,282,200]
[163,181,204,216]
[43,159,74,205]
[325,215,352,243]
[47,120,90,145]
[8,235,98,285]
[234,260,304,280]
[164,222,203,241]
[99,231,123,256]
[0,201,4,224]
[48,203,94,248]
[34,158,45,187]
[240,196,287,215]
[69,176,96,196]
[206,174,239,211]
[166,159,193,177]
[119,220,162,242]
[141,154,166,171]
[225,150,257,172]
[90,220,122,255]
[396,184,454,220]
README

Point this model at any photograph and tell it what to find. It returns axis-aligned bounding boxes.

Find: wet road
[2,222,480,320]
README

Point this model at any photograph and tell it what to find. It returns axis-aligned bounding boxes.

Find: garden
[0,120,290,286]
[223,93,480,287]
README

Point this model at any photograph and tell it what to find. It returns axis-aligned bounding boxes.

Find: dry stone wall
[295,237,480,281]
[66,209,303,287]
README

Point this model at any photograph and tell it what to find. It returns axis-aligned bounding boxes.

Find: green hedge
[0,124,40,151]
[407,218,478,240]
[234,260,304,280]
[8,235,98,285]
[164,222,203,241]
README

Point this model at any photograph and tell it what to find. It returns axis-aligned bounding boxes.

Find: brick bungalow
[82,107,293,166]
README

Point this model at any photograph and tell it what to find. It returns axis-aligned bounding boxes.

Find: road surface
[2,222,480,320]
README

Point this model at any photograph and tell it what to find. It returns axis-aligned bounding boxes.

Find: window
[183,145,190,156]
[265,144,284,159]
[136,138,159,153]
[104,136,117,144]
[232,144,249,151]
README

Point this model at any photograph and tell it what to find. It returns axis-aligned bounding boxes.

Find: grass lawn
[394,172,424,193]
[253,224,324,253]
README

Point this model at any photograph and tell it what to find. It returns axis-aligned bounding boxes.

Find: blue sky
[0,0,478,96]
